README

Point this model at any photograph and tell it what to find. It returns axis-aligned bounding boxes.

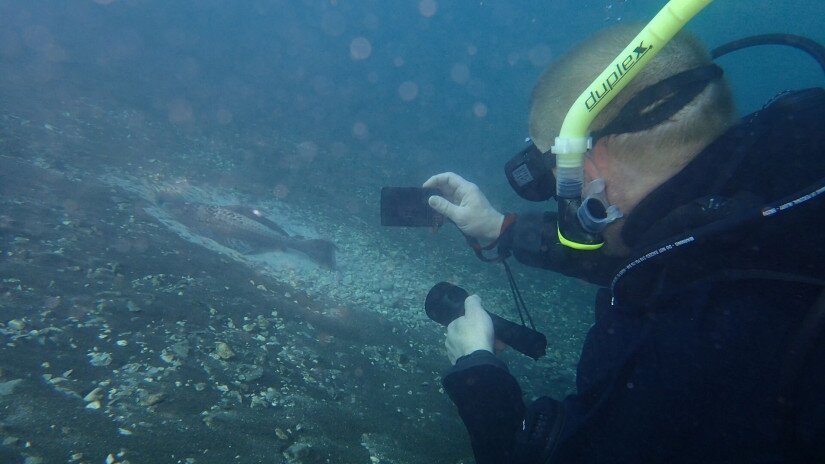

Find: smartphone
[380,187,444,227]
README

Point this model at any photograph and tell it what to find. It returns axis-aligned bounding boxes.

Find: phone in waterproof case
[380,187,444,227]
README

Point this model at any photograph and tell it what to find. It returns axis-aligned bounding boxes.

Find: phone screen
[380,187,444,227]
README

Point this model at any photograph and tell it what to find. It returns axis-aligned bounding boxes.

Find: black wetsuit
[443,88,825,463]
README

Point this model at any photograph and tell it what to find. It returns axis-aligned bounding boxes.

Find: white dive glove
[423,172,505,244]
[446,295,495,365]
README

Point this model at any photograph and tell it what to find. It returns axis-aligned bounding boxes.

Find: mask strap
[592,64,723,140]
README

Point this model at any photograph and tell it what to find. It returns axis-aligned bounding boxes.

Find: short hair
[529,24,735,174]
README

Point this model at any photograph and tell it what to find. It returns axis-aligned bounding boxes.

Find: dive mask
[504,64,723,204]
[504,141,623,232]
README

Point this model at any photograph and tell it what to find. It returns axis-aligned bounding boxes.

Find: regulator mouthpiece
[577,178,623,233]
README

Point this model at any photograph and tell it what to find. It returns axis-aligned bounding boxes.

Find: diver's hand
[423,172,504,244]
[446,295,495,365]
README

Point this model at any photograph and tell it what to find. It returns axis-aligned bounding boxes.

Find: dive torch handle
[425,282,547,360]
[488,313,547,360]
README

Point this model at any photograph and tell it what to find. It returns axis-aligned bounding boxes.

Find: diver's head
[529,24,736,255]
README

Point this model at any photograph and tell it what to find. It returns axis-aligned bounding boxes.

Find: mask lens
[504,143,556,202]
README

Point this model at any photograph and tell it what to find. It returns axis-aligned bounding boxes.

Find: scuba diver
[424,3,825,463]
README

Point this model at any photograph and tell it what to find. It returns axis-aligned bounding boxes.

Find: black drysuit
[443,88,825,463]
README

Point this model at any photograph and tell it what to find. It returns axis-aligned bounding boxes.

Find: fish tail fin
[293,239,337,269]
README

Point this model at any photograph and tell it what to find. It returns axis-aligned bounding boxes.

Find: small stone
[0,379,23,396]
[85,400,102,410]
[275,428,289,440]
[7,319,25,331]
[236,364,263,382]
[105,453,116,464]
[250,395,267,408]
[170,341,190,358]
[144,392,166,406]
[214,342,235,360]
[116,340,128,346]
[118,428,133,436]
[283,442,311,462]
[88,352,112,367]
[83,387,103,402]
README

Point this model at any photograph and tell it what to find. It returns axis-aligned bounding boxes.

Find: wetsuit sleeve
[442,350,525,463]
[443,350,567,464]
[497,212,620,286]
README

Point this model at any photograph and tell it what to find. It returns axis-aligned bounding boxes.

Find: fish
[155,192,337,269]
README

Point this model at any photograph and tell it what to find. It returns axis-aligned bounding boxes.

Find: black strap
[504,259,536,331]
[465,213,538,332]
[591,64,723,140]
[711,33,825,77]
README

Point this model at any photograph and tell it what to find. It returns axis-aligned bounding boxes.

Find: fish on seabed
[155,192,337,269]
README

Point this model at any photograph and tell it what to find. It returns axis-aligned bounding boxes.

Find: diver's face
[582,145,611,199]
[583,150,596,185]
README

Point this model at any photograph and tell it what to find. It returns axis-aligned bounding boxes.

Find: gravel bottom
[0,97,595,464]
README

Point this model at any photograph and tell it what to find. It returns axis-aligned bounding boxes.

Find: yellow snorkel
[552,0,714,250]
